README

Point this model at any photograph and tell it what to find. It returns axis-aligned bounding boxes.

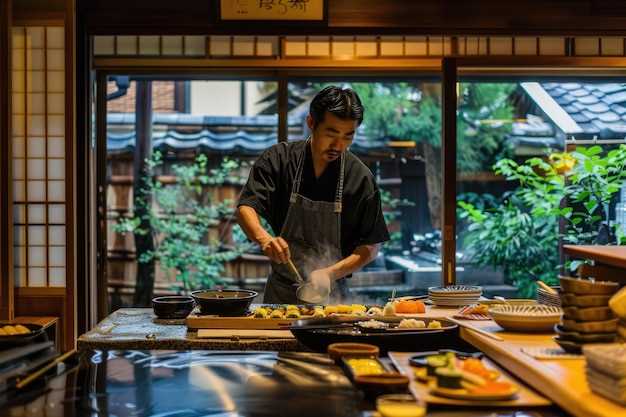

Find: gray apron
[263,140,348,304]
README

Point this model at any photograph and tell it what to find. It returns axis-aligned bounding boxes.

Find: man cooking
[236,86,389,303]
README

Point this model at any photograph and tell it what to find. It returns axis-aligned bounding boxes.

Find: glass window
[105,77,278,310]
[455,79,626,299]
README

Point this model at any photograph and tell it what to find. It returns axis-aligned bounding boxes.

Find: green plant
[379,189,415,252]
[459,144,626,297]
[116,152,252,292]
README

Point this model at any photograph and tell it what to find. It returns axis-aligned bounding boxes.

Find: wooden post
[0,0,14,320]
[441,57,457,287]
[133,80,155,307]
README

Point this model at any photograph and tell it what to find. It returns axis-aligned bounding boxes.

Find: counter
[78,308,304,351]
[0,348,564,417]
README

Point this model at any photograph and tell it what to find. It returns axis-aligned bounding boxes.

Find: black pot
[152,296,195,319]
[191,289,258,316]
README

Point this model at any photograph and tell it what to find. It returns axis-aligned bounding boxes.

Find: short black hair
[309,86,364,127]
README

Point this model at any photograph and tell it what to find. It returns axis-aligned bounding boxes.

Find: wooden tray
[196,329,294,339]
[388,351,550,407]
[186,311,302,329]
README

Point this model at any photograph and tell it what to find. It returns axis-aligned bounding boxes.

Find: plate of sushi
[409,351,519,401]
[252,304,373,319]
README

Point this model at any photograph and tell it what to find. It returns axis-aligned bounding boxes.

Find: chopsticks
[446,317,504,342]
[537,280,558,295]
[16,349,76,389]
[287,259,304,283]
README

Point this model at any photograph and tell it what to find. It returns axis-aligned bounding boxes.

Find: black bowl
[191,289,258,316]
[152,296,195,319]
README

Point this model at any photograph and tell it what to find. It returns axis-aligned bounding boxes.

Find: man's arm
[236,205,290,264]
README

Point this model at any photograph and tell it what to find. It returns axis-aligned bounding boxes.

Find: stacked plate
[555,276,619,353]
[536,285,561,307]
[584,344,626,405]
[489,305,563,332]
[428,286,482,307]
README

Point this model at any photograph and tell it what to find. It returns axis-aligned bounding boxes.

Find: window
[105,77,278,310]
[455,79,626,298]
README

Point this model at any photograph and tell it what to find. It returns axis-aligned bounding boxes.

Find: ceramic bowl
[152,296,195,319]
[559,276,619,295]
[489,305,562,332]
[191,289,258,316]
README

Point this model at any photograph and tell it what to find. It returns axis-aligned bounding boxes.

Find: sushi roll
[383,302,396,316]
[253,307,269,318]
[428,320,442,329]
[285,309,301,319]
[324,305,338,315]
[313,307,325,318]
[337,304,352,314]
[270,309,284,319]
[367,307,383,316]
[351,304,367,313]
[435,367,463,389]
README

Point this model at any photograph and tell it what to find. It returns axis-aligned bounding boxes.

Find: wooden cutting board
[196,329,295,339]
[389,351,550,407]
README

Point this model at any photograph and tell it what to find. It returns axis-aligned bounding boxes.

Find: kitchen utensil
[287,259,304,283]
[191,289,258,316]
[296,282,329,304]
[537,280,558,295]
[16,349,76,389]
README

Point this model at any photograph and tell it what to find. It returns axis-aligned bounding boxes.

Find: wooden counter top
[563,245,626,270]
[456,318,626,417]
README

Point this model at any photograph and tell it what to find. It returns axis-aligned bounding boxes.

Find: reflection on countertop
[1,349,360,417]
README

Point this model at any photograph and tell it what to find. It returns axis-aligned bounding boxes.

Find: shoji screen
[12,26,66,288]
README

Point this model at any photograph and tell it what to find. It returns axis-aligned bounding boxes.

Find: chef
[236,86,389,303]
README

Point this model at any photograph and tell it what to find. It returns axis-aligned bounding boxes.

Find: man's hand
[309,268,332,295]
[258,236,290,264]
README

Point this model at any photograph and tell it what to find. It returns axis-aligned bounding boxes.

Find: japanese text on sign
[220,0,324,20]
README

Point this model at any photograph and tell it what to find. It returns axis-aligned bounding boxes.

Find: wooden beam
[64,0,77,352]
[0,0,14,321]
[441,57,457,287]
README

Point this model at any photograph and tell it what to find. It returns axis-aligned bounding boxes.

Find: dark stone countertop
[0,349,567,417]
[78,308,305,351]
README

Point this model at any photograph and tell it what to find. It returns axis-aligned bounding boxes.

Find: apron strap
[334,152,345,213]
[290,138,309,203]
[292,136,345,214]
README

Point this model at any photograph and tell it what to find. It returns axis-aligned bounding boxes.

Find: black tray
[289,317,459,354]
[0,323,46,349]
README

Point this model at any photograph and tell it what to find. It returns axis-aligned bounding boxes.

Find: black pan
[289,316,459,354]
[0,323,46,349]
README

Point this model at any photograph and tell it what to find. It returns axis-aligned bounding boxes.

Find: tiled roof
[107,113,387,155]
[541,82,626,139]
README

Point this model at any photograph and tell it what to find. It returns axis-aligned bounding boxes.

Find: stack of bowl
[555,276,620,353]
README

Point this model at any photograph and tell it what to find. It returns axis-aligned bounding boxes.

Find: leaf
[584,200,598,214]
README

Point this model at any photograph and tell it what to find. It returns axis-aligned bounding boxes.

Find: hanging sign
[219,0,325,21]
